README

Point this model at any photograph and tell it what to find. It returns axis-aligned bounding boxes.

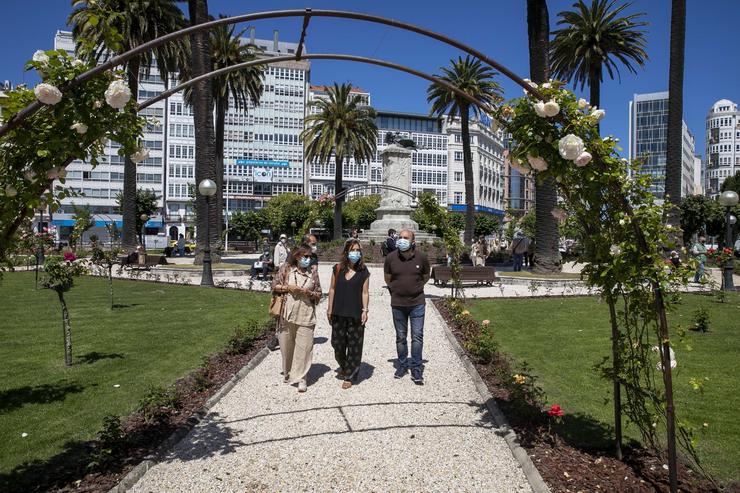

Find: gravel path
[129,264,532,492]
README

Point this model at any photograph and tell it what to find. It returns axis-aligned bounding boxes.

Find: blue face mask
[347,251,362,263]
[299,257,312,268]
[397,238,412,251]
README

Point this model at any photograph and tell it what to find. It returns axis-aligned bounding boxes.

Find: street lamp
[291,221,297,238]
[139,213,149,249]
[719,190,739,291]
[198,178,217,287]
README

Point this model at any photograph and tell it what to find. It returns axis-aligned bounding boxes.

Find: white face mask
[311,245,317,253]
[280,238,286,244]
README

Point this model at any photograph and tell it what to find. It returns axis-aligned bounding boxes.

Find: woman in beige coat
[272,245,322,392]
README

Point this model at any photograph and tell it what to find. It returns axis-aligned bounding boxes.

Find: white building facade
[704,99,739,198]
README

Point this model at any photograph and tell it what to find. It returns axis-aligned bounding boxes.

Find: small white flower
[130,148,150,163]
[32,50,49,64]
[542,82,551,89]
[72,58,85,68]
[4,185,17,197]
[21,432,28,438]
[527,154,548,171]
[610,245,621,255]
[534,101,547,117]
[592,108,606,121]
[619,219,626,226]
[543,100,560,117]
[558,134,585,160]
[34,83,62,105]
[93,100,102,109]
[113,384,120,388]
[574,151,592,167]
[70,122,88,135]
[577,98,589,109]
[104,79,132,109]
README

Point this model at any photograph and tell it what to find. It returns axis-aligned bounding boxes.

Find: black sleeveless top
[331,264,370,319]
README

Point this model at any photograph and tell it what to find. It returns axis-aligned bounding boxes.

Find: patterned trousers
[330,315,365,382]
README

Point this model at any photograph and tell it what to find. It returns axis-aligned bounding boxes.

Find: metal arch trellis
[0,8,548,138]
[332,183,416,202]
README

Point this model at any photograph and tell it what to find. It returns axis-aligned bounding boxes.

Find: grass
[466,293,740,483]
[0,272,270,479]
[158,262,249,270]
[497,271,582,280]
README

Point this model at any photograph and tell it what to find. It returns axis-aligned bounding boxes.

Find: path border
[428,302,551,493]
[108,346,271,493]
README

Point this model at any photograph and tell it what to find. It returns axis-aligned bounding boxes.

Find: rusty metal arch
[333,184,416,202]
[0,8,546,138]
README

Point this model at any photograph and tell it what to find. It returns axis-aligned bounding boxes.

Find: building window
[454,171,463,182]
[454,151,464,162]
[454,191,463,204]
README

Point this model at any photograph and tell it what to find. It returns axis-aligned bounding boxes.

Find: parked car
[169,238,196,254]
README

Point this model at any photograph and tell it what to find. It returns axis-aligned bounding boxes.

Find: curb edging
[430,304,551,493]
[108,346,271,493]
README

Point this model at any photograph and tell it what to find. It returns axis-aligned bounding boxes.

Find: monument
[360,141,436,242]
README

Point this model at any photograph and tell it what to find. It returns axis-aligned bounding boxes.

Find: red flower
[63,252,77,262]
[707,248,716,254]
[547,404,564,417]
[723,247,732,255]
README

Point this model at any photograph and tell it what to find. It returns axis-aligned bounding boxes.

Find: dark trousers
[330,315,365,381]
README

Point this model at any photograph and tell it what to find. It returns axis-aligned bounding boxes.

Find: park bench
[118,254,167,271]
[431,265,497,286]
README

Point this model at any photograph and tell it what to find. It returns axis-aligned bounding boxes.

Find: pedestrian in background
[274,233,290,270]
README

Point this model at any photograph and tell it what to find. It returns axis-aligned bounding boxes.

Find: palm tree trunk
[665,0,686,251]
[589,63,601,110]
[334,155,344,240]
[460,105,475,245]
[57,290,73,367]
[121,58,140,252]
[188,0,219,264]
[527,0,561,273]
[215,95,226,243]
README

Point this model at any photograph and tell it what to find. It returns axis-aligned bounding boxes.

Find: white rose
[527,154,548,171]
[542,82,551,89]
[32,50,49,65]
[558,134,585,161]
[93,100,102,109]
[509,157,531,175]
[534,101,547,117]
[72,58,84,68]
[543,100,560,117]
[574,151,592,167]
[24,170,37,183]
[577,98,589,109]
[551,207,568,222]
[131,148,150,163]
[5,185,18,197]
[104,79,132,109]
[610,245,621,255]
[34,83,62,105]
[70,122,88,135]
[619,219,626,226]
[592,108,606,121]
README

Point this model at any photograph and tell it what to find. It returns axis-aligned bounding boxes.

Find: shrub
[137,385,180,425]
[692,308,710,332]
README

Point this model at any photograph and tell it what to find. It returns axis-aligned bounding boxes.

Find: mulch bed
[3,331,271,493]
[433,299,734,493]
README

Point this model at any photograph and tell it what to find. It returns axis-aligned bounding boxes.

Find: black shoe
[411,369,424,385]
[267,334,279,351]
[394,367,408,379]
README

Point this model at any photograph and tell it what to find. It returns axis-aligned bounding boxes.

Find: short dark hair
[289,245,313,267]
[388,229,396,236]
[301,233,317,246]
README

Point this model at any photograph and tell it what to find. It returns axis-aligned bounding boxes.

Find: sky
[1,0,739,158]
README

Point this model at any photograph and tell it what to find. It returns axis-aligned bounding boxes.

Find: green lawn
[0,272,270,479]
[467,293,740,483]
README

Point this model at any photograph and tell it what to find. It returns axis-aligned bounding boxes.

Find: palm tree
[550,0,648,110]
[181,17,264,241]
[527,0,562,274]
[301,83,378,240]
[427,56,502,244]
[69,0,187,252]
[665,0,686,211]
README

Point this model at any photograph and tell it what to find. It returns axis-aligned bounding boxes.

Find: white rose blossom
[541,82,551,89]
[104,79,132,109]
[592,108,606,121]
[558,134,585,160]
[131,148,150,163]
[509,157,531,175]
[527,154,548,171]
[72,58,85,68]
[577,98,589,109]
[70,122,88,135]
[5,185,18,197]
[533,101,547,117]
[574,151,592,167]
[543,100,560,117]
[93,100,102,109]
[32,50,49,65]
[34,83,62,105]
[610,244,621,255]
[24,170,37,183]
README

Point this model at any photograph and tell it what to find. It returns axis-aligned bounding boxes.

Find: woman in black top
[326,239,370,389]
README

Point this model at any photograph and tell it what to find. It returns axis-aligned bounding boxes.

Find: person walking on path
[327,239,370,389]
[510,230,529,272]
[274,233,290,270]
[177,234,186,257]
[301,233,319,267]
[384,229,431,385]
[381,229,397,257]
[471,237,488,267]
[691,236,708,283]
[271,246,322,392]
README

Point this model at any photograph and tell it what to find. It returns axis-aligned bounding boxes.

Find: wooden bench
[119,254,167,271]
[432,265,496,286]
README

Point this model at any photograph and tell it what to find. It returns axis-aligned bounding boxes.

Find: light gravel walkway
[129,265,532,493]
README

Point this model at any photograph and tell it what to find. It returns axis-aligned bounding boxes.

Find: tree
[42,255,86,366]
[527,0,562,274]
[116,189,159,244]
[427,56,502,245]
[720,170,740,194]
[301,83,378,240]
[90,238,121,309]
[181,16,264,241]
[69,206,93,251]
[69,0,187,251]
[474,214,499,237]
[261,193,311,236]
[228,211,266,242]
[343,195,381,230]
[550,0,649,110]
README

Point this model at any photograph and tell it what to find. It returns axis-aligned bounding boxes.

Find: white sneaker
[298,381,307,392]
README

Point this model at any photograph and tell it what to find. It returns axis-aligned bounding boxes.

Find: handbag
[269,294,284,318]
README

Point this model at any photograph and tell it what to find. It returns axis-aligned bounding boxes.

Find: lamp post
[291,221,297,239]
[719,190,739,291]
[198,179,217,287]
[139,213,149,249]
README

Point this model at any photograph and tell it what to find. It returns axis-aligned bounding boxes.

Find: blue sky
[1,0,739,157]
